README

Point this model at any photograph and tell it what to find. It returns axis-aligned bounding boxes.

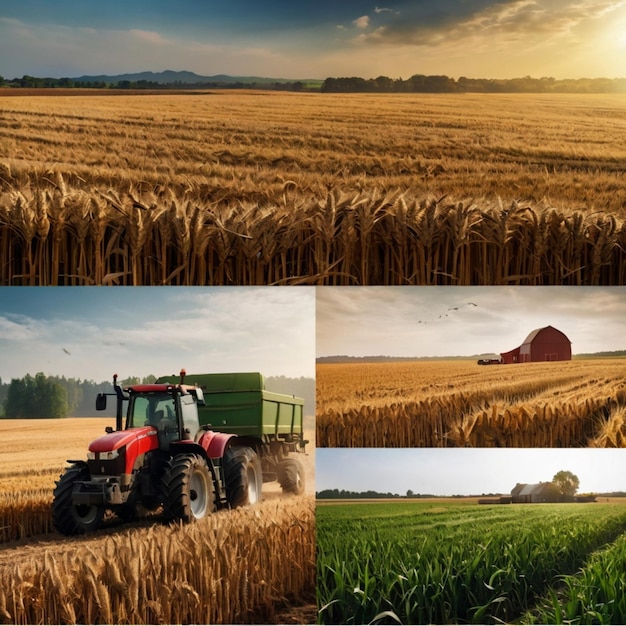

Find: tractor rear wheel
[277,457,306,495]
[162,453,215,522]
[224,446,262,507]
[52,463,105,535]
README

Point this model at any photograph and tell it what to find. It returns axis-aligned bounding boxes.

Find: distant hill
[71,69,322,87]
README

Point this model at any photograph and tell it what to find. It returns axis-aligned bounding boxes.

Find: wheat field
[2,91,626,285]
[316,358,626,447]
[0,418,315,623]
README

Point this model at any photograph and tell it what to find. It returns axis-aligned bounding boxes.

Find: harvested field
[0,418,315,623]
[2,92,626,285]
[316,358,626,447]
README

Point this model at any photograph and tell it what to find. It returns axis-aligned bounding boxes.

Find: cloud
[316,287,626,358]
[0,288,315,382]
[127,29,171,45]
[0,314,45,342]
[351,0,626,51]
[0,16,300,78]
[353,15,370,29]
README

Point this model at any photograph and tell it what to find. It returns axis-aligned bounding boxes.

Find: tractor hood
[89,426,157,454]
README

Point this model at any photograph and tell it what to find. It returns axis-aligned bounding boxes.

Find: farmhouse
[500,325,571,364]
[511,482,565,503]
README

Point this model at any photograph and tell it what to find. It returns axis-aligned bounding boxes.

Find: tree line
[316,489,447,499]
[0,75,310,91]
[0,374,154,419]
[3,73,625,94]
[0,373,314,419]
[317,471,582,500]
[321,75,626,94]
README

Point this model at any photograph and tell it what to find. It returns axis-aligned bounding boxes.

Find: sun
[589,6,626,75]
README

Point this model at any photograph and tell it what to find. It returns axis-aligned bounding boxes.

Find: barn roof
[521,325,571,345]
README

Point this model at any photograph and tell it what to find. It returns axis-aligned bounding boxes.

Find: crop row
[317,361,626,447]
[2,173,625,285]
[525,530,626,624]
[0,497,315,625]
[0,487,53,542]
[317,390,626,448]
[317,502,626,624]
[3,92,626,217]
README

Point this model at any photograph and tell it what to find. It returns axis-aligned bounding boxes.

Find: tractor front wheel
[224,446,262,508]
[52,463,105,535]
[162,453,215,522]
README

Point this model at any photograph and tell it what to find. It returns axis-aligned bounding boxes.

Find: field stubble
[316,358,626,447]
[2,92,626,285]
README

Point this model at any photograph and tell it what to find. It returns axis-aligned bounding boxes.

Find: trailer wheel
[224,446,262,507]
[277,457,306,495]
[52,463,105,535]
[162,453,215,522]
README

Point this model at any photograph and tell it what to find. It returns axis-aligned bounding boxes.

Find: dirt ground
[273,602,317,624]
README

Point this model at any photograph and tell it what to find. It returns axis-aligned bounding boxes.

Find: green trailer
[156,372,307,494]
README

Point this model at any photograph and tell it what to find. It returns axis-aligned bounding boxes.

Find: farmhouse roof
[511,482,555,496]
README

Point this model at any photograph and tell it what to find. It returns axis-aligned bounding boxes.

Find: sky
[1,1,625,80]
[0,287,315,383]
[316,448,626,494]
[316,286,626,358]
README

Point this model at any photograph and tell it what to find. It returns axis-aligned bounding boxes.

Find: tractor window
[127,393,176,430]
[180,394,200,440]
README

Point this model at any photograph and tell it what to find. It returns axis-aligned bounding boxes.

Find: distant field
[316,358,626,447]
[317,500,626,624]
[1,91,626,284]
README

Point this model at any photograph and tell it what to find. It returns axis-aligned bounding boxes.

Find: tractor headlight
[87,449,120,460]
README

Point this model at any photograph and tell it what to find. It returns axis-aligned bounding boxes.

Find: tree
[552,470,579,497]
[4,373,68,418]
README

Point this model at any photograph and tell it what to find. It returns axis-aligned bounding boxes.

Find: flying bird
[62,348,71,355]
[419,301,479,324]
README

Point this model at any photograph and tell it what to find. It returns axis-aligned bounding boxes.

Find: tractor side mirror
[96,393,107,411]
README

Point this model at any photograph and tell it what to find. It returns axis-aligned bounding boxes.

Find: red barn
[500,325,571,364]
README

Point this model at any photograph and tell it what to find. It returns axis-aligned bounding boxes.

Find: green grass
[316,501,626,624]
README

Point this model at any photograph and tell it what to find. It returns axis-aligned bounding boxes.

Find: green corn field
[317,501,626,624]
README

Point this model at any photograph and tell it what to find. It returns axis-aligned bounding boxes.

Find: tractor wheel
[162,453,215,522]
[52,463,105,535]
[223,446,262,508]
[277,457,306,495]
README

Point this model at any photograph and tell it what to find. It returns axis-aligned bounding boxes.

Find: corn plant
[317,501,626,624]
[523,532,626,624]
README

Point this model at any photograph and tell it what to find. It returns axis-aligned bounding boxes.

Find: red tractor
[52,371,306,535]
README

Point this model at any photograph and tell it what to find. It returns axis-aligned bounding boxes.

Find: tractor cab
[125,385,203,449]
[96,371,204,448]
